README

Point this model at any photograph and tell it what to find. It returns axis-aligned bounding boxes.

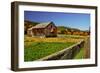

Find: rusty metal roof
[28,22,52,30]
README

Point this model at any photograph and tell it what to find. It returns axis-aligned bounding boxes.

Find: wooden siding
[27,22,57,37]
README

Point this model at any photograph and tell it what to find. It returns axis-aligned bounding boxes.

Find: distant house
[27,22,57,37]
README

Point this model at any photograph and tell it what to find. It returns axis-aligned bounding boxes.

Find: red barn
[27,22,57,37]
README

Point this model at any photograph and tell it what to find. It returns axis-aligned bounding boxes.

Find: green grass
[24,42,75,61]
[74,48,84,59]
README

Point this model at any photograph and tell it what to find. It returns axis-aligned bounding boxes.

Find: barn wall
[45,24,57,37]
[32,28,45,36]
[27,30,33,37]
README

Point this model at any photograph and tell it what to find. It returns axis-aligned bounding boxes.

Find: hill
[24,21,89,35]
[57,26,81,32]
[24,20,39,34]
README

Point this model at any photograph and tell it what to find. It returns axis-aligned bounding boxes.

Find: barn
[27,22,57,37]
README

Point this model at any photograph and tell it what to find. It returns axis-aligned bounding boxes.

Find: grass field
[24,42,75,61]
[24,35,86,61]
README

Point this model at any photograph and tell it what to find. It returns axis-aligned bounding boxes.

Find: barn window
[51,25,52,28]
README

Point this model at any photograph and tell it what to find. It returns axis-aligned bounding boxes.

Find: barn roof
[28,22,53,30]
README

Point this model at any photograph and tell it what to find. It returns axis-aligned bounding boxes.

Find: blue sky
[24,11,90,30]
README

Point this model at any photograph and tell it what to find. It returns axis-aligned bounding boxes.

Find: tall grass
[74,48,84,59]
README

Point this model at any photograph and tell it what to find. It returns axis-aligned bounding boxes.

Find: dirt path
[83,36,90,58]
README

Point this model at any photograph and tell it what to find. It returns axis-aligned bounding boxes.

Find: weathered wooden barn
[27,22,57,37]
